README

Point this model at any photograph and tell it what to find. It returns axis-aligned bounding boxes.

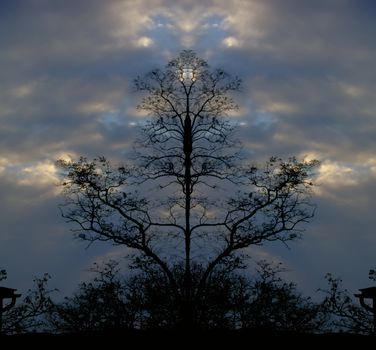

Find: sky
[1,0,376,299]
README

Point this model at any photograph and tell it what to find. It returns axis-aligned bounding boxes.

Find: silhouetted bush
[320,274,373,334]
[47,259,327,332]
[2,274,54,334]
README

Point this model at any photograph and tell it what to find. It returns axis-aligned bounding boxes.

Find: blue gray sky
[1,0,376,298]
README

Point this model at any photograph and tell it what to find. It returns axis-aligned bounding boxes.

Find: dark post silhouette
[0,287,21,334]
[354,286,376,334]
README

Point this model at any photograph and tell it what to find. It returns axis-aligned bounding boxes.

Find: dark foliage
[47,260,325,333]
[320,274,373,334]
[47,262,135,333]
[2,274,54,334]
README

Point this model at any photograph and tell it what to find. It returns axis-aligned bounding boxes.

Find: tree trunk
[183,101,193,328]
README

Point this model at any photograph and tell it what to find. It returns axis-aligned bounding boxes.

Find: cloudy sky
[1,0,376,298]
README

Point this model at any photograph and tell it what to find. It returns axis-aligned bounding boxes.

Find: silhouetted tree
[320,274,373,334]
[125,258,246,329]
[48,261,135,333]
[57,50,318,328]
[2,274,54,334]
[48,259,325,333]
[238,261,326,333]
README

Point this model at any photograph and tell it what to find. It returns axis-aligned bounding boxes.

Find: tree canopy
[57,50,318,327]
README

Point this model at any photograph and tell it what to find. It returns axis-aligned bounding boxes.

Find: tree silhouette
[320,273,374,334]
[58,50,318,328]
[48,259,325,332]
[238,260,326,333]
[48,261,135,333]
[2,274,54,334]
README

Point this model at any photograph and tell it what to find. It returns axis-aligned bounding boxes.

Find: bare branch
[57,51,318,327]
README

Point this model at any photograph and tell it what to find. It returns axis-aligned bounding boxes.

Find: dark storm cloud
[0,0,375,296]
